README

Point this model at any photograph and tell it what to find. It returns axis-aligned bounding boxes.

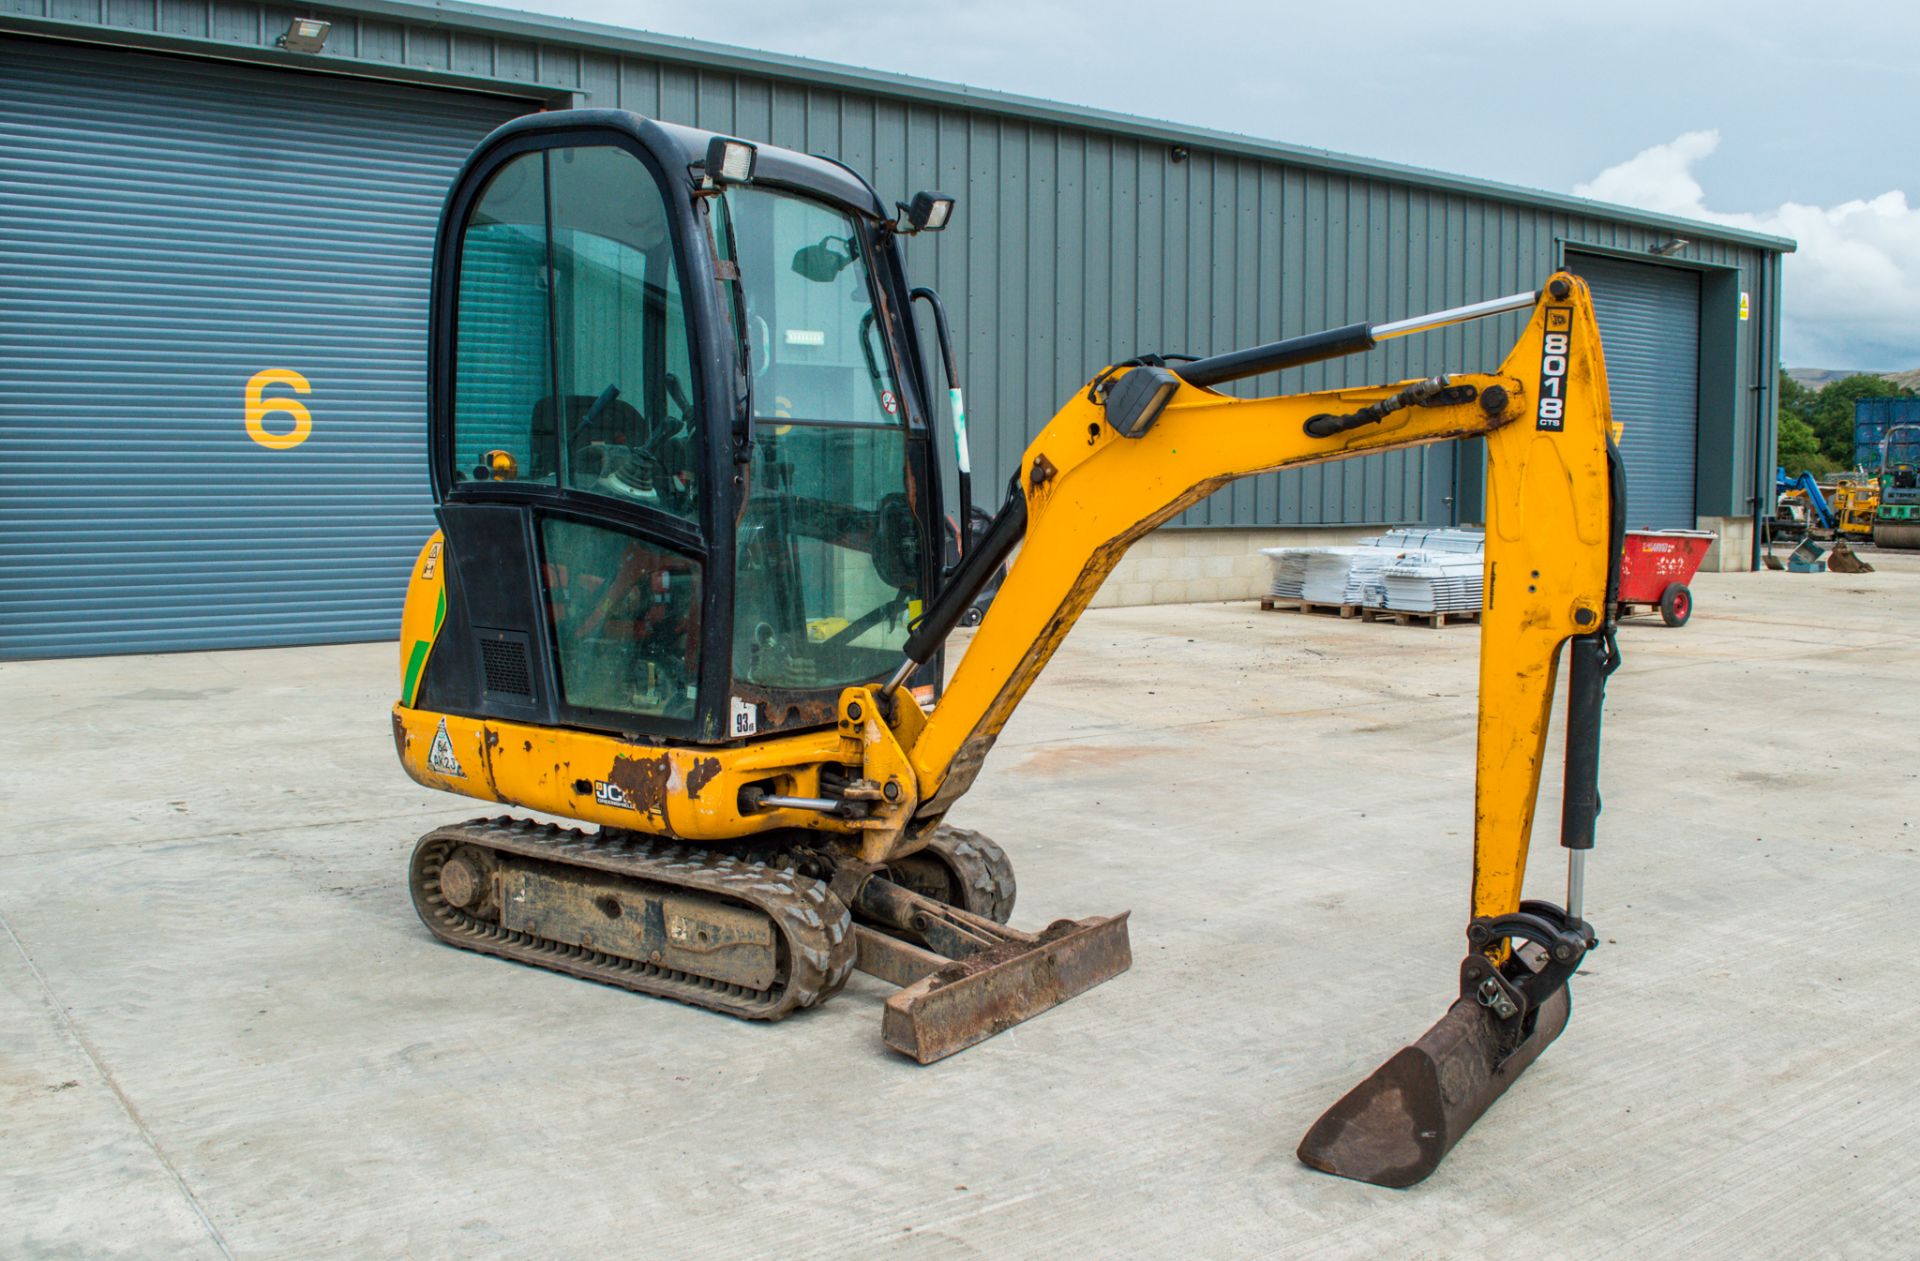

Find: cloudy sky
[501,0,1913,369]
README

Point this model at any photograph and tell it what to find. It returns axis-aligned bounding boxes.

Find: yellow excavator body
[393,109,1624,1187]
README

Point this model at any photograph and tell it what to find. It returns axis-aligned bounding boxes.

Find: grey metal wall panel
[0,37,526,657]
[1570,253,1703,529]
[0,0,1786,593]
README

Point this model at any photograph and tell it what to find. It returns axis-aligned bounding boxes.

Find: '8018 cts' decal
[1536,307,1573,431]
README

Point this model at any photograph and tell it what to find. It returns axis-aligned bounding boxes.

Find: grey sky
[495,0,1917,367]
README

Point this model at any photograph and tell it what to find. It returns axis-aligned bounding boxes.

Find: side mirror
[791,236,855,282]
[895,191,955,235]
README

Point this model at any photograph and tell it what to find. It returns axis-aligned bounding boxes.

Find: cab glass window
[726,190,903,425]
[452,152,548,482]
[718,188,924,703]
[452,146,700,520]
[540,516,701,721]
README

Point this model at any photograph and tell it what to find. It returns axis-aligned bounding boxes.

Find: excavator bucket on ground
[1299,951,1571,1186]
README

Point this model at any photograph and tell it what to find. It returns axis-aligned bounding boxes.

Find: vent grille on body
[479,637,532,698]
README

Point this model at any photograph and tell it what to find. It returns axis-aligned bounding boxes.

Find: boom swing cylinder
[390,112,1618,1193]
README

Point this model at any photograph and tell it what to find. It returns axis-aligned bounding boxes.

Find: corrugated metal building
[0,0,1794,658]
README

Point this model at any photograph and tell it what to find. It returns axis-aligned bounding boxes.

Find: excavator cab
[396,109,1628,1189]
[412,114,946,745]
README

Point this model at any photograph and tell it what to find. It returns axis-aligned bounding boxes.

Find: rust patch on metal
[608,754,674,825]
[930,918,1080,982]
[685,756,723,801]
[732,684,840,736]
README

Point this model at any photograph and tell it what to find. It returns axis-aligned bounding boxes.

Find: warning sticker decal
[427,718,466,778]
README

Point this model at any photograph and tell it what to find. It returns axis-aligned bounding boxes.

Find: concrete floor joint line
[0,906,237,1260]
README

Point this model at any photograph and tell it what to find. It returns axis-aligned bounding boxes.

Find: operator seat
[532,393,651,476]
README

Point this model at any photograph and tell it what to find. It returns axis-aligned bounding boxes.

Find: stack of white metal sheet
[1375,527,1486,554]
[1260,528,1486,612]
[1258,547,1312,600]
[1303,547,1395,605]
[1380,553,1484,612]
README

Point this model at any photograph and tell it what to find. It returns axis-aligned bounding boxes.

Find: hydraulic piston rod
[1175,288,1542,390]
[1370,289,1541,341]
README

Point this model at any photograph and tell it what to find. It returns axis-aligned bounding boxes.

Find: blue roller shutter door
[1571,253,1702,530]
[0,38,527,658]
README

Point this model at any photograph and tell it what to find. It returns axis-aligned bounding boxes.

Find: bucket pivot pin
[1461,902,1595,1036]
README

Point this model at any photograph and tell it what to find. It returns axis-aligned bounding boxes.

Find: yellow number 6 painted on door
[246,369,312,449]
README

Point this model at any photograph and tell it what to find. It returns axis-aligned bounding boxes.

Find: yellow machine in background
[1831,478,1878,540]
[392,112,1623,1188]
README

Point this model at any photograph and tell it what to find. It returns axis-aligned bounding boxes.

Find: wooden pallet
[1257,596,1478,628]
[1361,606,1480,629]
[1258,597,1363,618]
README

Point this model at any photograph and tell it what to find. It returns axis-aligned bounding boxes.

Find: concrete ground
[4,549,1918,1259]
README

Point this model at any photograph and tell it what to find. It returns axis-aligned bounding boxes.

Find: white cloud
[1576,132,1920,370]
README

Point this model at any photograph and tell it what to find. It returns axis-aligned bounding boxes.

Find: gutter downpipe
[1750,254,1777,571]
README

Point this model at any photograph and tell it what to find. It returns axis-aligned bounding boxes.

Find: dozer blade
[1297,984,1570,1188]
[879,913,1132,1063]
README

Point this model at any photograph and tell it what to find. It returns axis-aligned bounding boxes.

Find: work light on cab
[704,136,756,185]
[896,191,954,234]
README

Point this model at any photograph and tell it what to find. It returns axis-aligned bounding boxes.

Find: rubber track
[410,816,856,1021]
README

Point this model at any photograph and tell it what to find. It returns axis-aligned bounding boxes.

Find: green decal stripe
[434,587,446,634]
[401,639,431,707]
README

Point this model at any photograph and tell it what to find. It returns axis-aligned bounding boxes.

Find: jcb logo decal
[593,780,638,811]
[1536,309,1572,432]
[246,368,313,449]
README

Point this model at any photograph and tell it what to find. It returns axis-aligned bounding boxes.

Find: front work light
[277,17,331,53]
[705,137,758,185]
[1101,366,1181,439]
[896,191,955,234]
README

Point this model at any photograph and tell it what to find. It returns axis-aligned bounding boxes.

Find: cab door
[417,132,724,741]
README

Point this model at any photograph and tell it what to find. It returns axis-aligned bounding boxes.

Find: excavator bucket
[1828,539,1874,574]
[1298,986,1569,1187]
[1299,934,1579,1188]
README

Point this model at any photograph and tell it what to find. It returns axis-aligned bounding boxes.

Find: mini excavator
[392,111,1624,1188]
